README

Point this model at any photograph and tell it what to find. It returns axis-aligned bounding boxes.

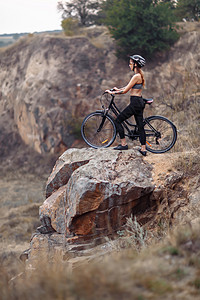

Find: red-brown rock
[39,148,155,239]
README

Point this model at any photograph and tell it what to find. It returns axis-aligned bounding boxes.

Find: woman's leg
[115,104,134,145]
[134,110,146,151]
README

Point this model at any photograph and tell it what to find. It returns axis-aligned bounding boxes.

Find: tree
[61,18,79,36]
[175,0,200,21]
[161,0,176,9]
[100,0,179,59]
[57,0,102,26]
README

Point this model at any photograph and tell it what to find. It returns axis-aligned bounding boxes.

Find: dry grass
[159,81,200,155]
[173,150,200,175]
[1,221,200,299]
[176,21,200,33]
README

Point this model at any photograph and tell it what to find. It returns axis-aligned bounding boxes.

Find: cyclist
[105,54,147,156]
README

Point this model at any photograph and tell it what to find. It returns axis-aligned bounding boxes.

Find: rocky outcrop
[0,29,116,155]
[39,148,154,238]
[0,24,199,155]
[0,33,105,154]
[26,149,191,264]
[26,148,155,262]
[144,25,200,99]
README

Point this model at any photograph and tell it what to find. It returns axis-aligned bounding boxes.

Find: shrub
[100,0,179,59]
[61,17,79,36]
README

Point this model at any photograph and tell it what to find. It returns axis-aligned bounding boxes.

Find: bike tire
[144,115,177,153]
[81,111,117,149]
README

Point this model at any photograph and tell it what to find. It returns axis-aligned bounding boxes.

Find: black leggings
[115,96,146,145]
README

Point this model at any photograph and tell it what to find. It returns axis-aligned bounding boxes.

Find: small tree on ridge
[57,0,102,26]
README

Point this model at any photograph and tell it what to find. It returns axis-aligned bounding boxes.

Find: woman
[105,54,147,156]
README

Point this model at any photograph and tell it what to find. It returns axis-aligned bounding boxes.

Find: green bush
[61,17,79,36]
[100,0,179,59]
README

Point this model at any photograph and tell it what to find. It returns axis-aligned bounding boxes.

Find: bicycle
[81,92,177,153]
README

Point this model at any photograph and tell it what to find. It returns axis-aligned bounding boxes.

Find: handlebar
[103,89,116,95]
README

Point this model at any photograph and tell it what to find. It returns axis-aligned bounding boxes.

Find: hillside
[0,22,200,299]
[0,23,199,160]
[0,30,62,48]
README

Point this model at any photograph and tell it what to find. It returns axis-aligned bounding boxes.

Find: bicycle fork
[97,113,107,132]
[96,112,110,145]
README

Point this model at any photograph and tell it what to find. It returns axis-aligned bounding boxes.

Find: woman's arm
[106,74,141,94]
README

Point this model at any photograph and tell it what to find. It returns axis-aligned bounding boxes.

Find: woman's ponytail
[139,68,145,87]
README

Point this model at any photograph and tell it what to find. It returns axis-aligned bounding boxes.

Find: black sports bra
[132,82,143,89]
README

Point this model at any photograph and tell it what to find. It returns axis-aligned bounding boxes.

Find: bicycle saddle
[143,98,153,105]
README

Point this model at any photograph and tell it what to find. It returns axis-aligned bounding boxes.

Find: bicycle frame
[100,94,157,141]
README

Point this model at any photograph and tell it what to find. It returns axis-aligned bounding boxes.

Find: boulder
[26,150,193,265]
[39,148,155,240]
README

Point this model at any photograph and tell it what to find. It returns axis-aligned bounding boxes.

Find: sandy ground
[144,152,179,183]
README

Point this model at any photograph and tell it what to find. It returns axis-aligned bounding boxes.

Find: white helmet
[129,54,146,68]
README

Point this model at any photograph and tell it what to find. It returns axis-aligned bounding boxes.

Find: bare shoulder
[133,73,142,80]
[130,73,141,82]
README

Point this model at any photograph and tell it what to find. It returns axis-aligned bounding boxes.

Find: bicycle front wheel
[144,116,177,153]
[81,111,117,149]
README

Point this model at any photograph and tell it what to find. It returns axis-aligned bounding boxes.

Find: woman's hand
[105,89,111,94]
[105,87,118,94]
[105,89,114,94]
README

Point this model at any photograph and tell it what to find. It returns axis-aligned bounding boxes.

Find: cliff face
[0,33,111,154]
[145,27,200,98]
[0,24,199,155]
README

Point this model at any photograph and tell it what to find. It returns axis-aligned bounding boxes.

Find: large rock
[39,148,155,239]
[25,150,193,265]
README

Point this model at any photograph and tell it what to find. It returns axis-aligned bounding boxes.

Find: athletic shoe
[114,144,128,150]
[139,149,147,156]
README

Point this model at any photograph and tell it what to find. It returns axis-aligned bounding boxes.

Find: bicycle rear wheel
[144,116,177,153]
[81,111,117,148]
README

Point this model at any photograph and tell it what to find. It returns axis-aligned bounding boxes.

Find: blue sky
[0,0,62,34]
